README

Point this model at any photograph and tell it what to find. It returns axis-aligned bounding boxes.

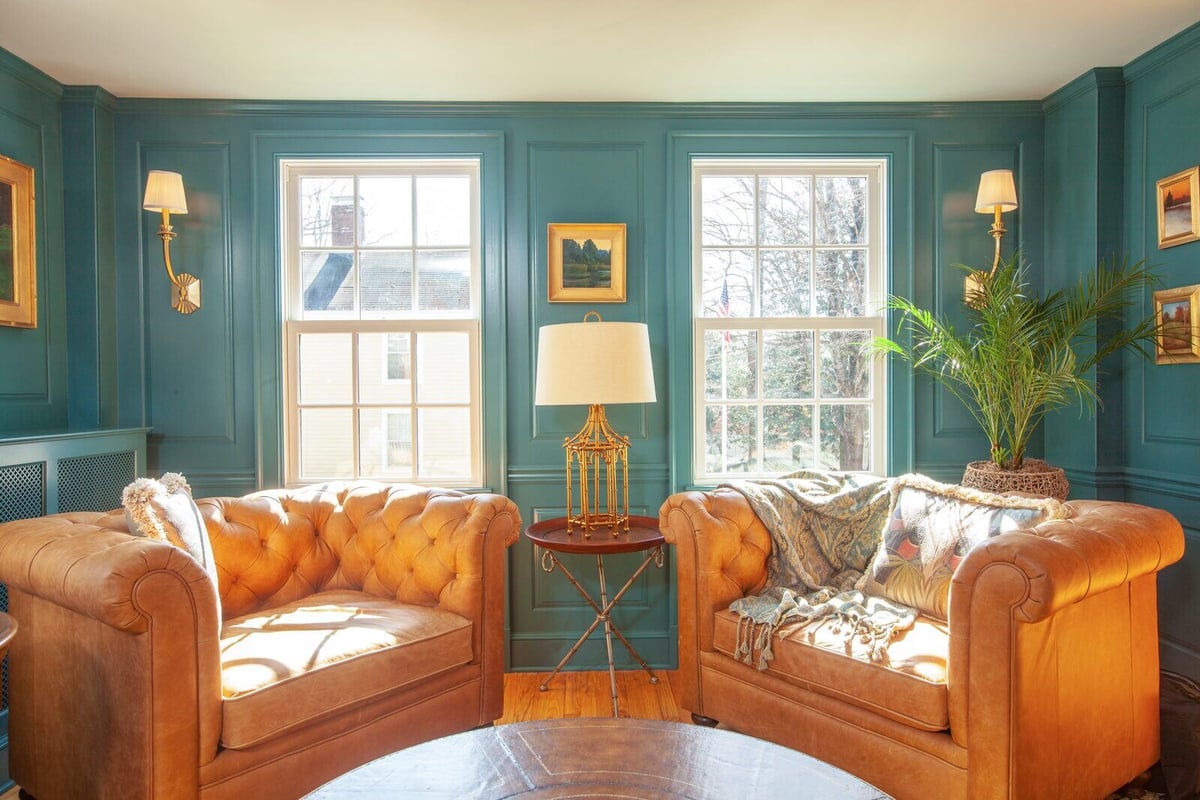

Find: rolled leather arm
[947,499,1185,775]
[950,500,1184,626]
[0,512,220,633]
[660,488,771,658]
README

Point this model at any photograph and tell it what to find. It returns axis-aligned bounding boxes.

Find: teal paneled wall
[1120,23,1200,680]
[0,51,67,434]
[99,100,1043,669]
[62,87,119,430]
[1042,69,1128,498]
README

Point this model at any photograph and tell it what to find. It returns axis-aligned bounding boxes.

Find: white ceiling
[3,0,1199,103]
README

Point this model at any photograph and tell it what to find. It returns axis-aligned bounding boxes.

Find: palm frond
[875,253,1159,470]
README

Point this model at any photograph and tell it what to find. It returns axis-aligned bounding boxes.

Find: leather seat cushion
[712,606,950,731]
[220,589,473,749]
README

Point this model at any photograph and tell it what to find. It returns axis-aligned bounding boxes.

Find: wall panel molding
[526,141,649,443]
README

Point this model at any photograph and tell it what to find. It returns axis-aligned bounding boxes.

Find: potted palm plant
[875,255,1160,499]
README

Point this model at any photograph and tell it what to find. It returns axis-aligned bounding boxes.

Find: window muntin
[282,160,481,486]
[693,160,886,480]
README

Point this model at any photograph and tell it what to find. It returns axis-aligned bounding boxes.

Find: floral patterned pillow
[857,475,1069,620]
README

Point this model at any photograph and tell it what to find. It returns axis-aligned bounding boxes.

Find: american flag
[717,278,731,344]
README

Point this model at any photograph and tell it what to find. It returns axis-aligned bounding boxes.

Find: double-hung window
[692,159,887,480]
[281,159,482,486]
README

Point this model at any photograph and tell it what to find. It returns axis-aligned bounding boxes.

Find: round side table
[524,515,665,716]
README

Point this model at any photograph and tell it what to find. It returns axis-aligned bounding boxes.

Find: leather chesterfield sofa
[0,481,520,800]
[660,489,1185,800]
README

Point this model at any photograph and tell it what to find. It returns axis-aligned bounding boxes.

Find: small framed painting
[547,223,626,303]
[1154,284,1200,364]
[0,154,36,328]
[1156,166,1200,249]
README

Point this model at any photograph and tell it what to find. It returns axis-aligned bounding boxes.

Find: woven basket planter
[960,458,1069,501]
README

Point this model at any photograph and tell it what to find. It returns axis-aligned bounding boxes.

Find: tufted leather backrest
[198,481,514,620]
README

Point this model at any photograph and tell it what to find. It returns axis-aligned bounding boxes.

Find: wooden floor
[0,670,685,799]
[496,669,687,724]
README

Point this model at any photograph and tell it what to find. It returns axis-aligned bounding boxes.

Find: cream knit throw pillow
[122,472,220,600]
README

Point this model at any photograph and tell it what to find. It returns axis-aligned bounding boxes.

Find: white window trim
[691,158,888,481]
[280,159,483,487]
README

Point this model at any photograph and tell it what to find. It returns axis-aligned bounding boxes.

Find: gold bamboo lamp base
[564,403,631,537]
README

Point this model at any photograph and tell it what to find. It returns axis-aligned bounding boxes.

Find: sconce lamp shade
[535,319,656,406]
[974,169,1018,214]
[143,170,188,214]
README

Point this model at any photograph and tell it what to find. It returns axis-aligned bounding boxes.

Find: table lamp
[965,168,1018,305]
[534,311,656,536]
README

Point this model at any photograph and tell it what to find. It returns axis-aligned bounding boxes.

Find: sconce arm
[157,210,180,287]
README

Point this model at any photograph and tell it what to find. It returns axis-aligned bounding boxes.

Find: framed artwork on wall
[0,154,36,328]
[547,223,626,302]
[1153,284,1200,364]
[1156,165,1200,250]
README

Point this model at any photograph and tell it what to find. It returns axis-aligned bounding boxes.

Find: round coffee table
[305,718,891,799]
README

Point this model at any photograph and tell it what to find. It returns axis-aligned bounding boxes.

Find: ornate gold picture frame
[1153,284,1200,364]
[547,223,626,303]
[1156,166,1200,250]
[0,154,36,328]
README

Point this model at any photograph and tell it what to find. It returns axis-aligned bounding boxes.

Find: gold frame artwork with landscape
[1156,166,1200,249]
[547,223,626,302]
[1154,284,1200,364]
[0,154,36,328]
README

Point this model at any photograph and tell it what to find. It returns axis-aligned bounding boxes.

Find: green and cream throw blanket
[723,471,917,670]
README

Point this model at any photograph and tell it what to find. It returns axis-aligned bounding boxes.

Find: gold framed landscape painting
[0,154,36,328]
[1156,165,1200,249]
[1154,284,1200,364]
[547,223,626,302]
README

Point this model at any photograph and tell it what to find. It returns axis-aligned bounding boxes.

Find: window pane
[820,404,871,471]
[416,175,470,246]
[300,177,354,247]
[758,176,811,245]
[763,405,814,472]
[299,408,354,478]
[417,332,470,403]
[815,176,867,245]
[418,407,471,477]
[701,175,754,246]
[302,252,354,314]
[763,330,813,399]
[701,250,753,317]
[705,330,756,400]
[760,250,811,316]
[820,330,872,399]
[358,332,411,404]
[705,405,758,473]
[814,250,866,316]
[358,408,412,478]
[416,250,471,312]
[359,176,413,247]
[361,251,413,313]
[298,333,353,404]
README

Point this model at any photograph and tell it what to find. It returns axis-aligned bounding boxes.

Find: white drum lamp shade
[535,321,656,406]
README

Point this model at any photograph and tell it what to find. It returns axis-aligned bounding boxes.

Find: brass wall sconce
[965,168,1018,305]
[143,170,200,314]
[534,311,656,536]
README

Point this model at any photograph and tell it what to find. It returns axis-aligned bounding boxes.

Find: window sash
[691,159,887,480]
[281,159,482,487]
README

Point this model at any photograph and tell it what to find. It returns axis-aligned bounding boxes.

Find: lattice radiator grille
[0,461,45,712]
[0,461,46,523]
[58,451,136,513]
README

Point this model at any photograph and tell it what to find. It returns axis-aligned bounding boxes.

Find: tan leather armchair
[660,489,1184,800]
[0,482,520,800]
